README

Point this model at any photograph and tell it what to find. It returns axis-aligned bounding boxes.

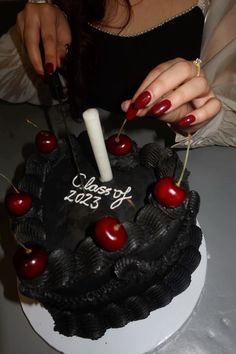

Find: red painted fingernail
[134,91,152,109]
[126,104,138,120]
[45,62,54,75]
[178,115,196,127]
[150,99,171,116]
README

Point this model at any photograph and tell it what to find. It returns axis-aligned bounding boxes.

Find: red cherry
[94,216,127,251]
[5,191,32,216]
[35,130,57,153]
[106,134,133,155]
[13,244,48,279]
[154,177,186,208]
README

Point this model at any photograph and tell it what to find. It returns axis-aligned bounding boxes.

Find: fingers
[124,58,186,119]
[123,58,222,132]
[124,59,202,120]
[131,58,183,101]
[22,4,57,75]
[145,60,204,110]
[56,43,69,69]
[16,4,71,75]
[145,75,211,118]
[174,97,222,133]
[127,59,198,110]
[37,5,71,73]
[55,15,72,68]
[23,15,44,75]
[40,11,57,72]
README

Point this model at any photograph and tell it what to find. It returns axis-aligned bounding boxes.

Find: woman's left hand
[121,58,221,134]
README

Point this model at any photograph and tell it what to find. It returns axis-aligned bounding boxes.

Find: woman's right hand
[16,3,71,76]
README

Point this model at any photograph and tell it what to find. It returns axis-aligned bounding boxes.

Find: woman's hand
[16,3,71,76]
[121,58,221,134]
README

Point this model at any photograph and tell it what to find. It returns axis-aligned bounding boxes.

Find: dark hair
[55,0,131,119]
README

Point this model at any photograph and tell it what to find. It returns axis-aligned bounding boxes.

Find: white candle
[82,108,113,182]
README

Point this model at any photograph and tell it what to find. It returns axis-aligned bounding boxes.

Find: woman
[0,0,236,147]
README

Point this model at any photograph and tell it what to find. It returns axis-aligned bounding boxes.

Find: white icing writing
[111,187,132,209]
[64,173,133,210]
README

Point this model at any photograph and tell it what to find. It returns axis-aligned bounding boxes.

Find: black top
[85,6,204,113]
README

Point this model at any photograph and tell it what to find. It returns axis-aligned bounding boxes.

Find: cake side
[11,132,202,340]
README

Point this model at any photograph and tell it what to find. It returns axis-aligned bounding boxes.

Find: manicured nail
[150,99,171,116]
[134,91,152,109]
[45,62,54,75]
[126,104,138,120]
[178,115,196,128]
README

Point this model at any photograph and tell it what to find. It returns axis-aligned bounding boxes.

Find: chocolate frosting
[13,132,202,340]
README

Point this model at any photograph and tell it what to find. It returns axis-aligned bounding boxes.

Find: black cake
[11,131,202,340]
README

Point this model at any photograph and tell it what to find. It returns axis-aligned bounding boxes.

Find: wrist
[27,0,68,18]
[27,0,53,4]
[27,0,68,20]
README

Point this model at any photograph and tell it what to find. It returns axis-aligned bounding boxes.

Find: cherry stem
[126,198,136,210]
[114,224,121,232]
[116,118,127,140]
[12,231,32,253]
[0,173,19,193]
[25,119,39,130]
[176,133,192,187]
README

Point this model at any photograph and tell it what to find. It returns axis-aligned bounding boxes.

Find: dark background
[0,1,25,35]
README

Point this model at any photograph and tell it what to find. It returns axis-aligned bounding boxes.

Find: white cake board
[19,236,207,354]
